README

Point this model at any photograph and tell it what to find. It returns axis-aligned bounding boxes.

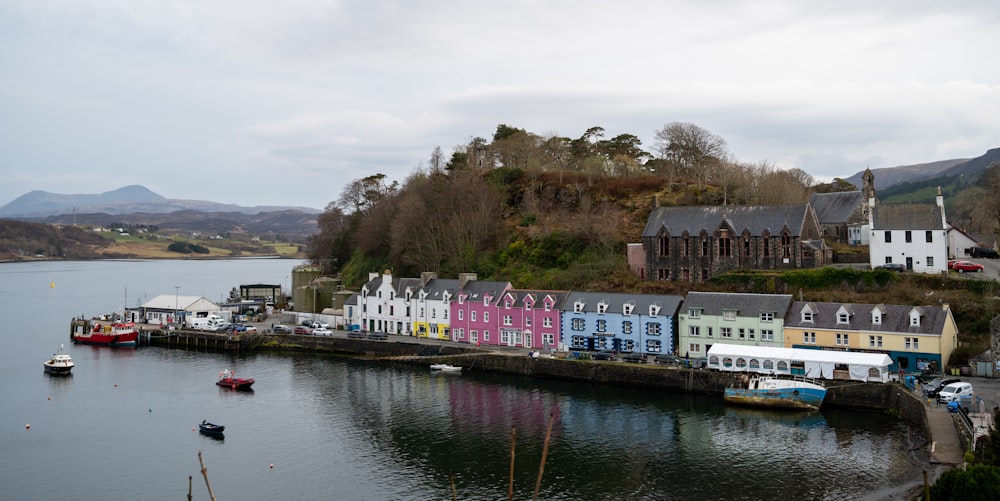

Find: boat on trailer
[724,375,826,411]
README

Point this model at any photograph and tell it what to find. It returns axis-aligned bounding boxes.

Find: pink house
[450,279,510,346]
[496,290,567,351]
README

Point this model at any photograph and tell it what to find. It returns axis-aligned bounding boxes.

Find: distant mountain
[841,159,969,192]
[0,185,320,218]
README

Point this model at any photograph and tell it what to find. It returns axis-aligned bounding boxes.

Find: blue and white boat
[724,375,826,411]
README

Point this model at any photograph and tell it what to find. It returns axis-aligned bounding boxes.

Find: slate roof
[683,292,793,317]
[808,191,864,224]
[418,278,459,300]
[561,291,683,315]
[461,280,511,302]
[504,290,570,309]
[143,295,214,310]
[784,301,949,335]
[872,202,944,230]
[642,205,811,238]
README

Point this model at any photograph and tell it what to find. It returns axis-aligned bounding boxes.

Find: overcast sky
[2,1,998,211]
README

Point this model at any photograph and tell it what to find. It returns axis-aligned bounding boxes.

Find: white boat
[43,344,75,375]
[724,375,826,411]
[430,364,462,372]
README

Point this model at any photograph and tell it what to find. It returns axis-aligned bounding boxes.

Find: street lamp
[174,286,179,326]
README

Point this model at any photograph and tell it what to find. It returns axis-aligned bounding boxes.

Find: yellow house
[783,301,957,373]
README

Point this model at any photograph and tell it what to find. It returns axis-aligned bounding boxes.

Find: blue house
[560,291,683,356]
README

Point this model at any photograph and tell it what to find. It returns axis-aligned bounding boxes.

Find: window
[748,328,756,340]
[803,332,816,344]
[647,323,661,336]
[483,330,490,342]
[623,321,633,334]
[763,238,770,257]
[872,312,881,325]
[503,315,512,326]
[524,317,530,327]
[802,310,814,322]
[926,230,933,243]
[542,333,554,347]
[688,308,701,319]
[721,327,732,339]
[885,231,891,243]
[571,336,586,348]
[905,337,920,350]
[836,333,849,346]
[646,339,662,352]
[483,312,489,323]
[763,360,774,370]
[837,312,849,323]
[761,329,773,341]
[723,310,736,321]
[702,238,709,256]
[658,235,670,256]
[905,230,912,243]
[574,301,585,313]
[869,335,883,348]
[543,317,553,328]
[596,319,607,332]
[738,328,746,339]
[657,268,670,280]
[719,236,732,257]
[927,257,934,267]
[572,318,585,331]
[688,343,701,354]
[471,311,476,322]
[458,310,464,321]
[760,312,774,322]
[689,325,701,337]
[743,238,751,256]
[781,233,791,258]
[707,327,714,338]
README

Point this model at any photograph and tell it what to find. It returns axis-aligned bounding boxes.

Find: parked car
[591,351,617,361]
[243,325,258,333]
[937,381,974,403]
[924,378,961,398]
[949,260,984,273]
[367,332,388,340]
[875,263,906,272]
[272,324,292,334]
[312,327,333,336]
[293,326,313,335]
[970,246,999,259]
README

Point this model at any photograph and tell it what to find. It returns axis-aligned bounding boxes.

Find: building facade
[677,292,793,360]
[559,291,683,356]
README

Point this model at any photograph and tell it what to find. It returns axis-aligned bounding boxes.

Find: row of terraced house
[345,270,957,373]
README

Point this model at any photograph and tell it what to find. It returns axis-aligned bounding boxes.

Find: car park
[875,263,906,272]
[949,260,984,273]
[293,326,313,335]
[272,324,292,334]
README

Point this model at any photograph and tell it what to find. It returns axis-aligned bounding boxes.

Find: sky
[2,1,999,211]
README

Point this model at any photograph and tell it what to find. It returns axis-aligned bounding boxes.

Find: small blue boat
[724,375,827,411]
[199,420,225,435]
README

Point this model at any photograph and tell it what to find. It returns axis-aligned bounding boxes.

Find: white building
[129,295,222,326]
[706,343,893,382]
[868,187,948,274]
[357,270,421,335]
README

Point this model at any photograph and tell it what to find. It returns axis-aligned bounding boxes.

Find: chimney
[421,272,438,286]
[459,273,478,290]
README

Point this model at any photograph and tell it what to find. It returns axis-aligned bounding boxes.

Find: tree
[337,174,398,214]
[653,122,727,188]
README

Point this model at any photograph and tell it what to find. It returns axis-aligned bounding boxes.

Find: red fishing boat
[217,369,254,390]
[72,320,139,347]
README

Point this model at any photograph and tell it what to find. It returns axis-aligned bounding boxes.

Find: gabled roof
[503,290,570,309]
[683,292,793,317]
[418,278,459,300]
[561,291,683,315]
[872,202,944,230]
[142,295,218,310]
[461,280,511,303]
[808,191,865,224]
[785,301,949,335]
[642,205,811,238]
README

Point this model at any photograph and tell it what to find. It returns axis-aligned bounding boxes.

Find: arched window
[749,359,760,369]
[709,356,719,365]
[763,360,774,370]
[723,357,733,368]
[736,358,747,368]
[777,361,789,371]
[868,367,881,380]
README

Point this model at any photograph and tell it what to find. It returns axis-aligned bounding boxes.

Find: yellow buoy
[50,281,55,288]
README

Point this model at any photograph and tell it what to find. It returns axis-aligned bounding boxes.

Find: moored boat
[72,320,139,347]
[217,369,254,390]
[724,375,826,411]
[199,420,225,435]
[430,364,462,372]
[43,344,75,375]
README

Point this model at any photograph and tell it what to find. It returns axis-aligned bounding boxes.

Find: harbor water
[0,259,928,500]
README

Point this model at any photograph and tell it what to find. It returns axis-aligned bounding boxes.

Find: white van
[937,382,973,403]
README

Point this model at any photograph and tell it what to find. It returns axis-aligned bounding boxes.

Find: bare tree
[653,122,728,189]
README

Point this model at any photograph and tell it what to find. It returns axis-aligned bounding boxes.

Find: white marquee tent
[706,343,893,382]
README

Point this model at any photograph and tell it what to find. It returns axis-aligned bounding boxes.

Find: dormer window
[723,310,736,321]
[649,304,661,317]
[597,301,608,314]
[872,310,882,325]
[909,308,923,327]
[574,300,585,313]
[760,312,774,322]
[802,310,813,322]
[624,302,635,316]
[688,308,701,319]
[837,312,849,323]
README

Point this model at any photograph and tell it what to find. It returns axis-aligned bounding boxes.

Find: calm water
[0,259,927,500]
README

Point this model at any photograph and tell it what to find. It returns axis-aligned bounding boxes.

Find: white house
[947,224,981,260]
[868,187,948,274]
[129,295,222,326]
[358,270,421,335]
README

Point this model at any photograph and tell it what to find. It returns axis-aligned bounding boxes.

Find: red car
[949,260,984,273]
